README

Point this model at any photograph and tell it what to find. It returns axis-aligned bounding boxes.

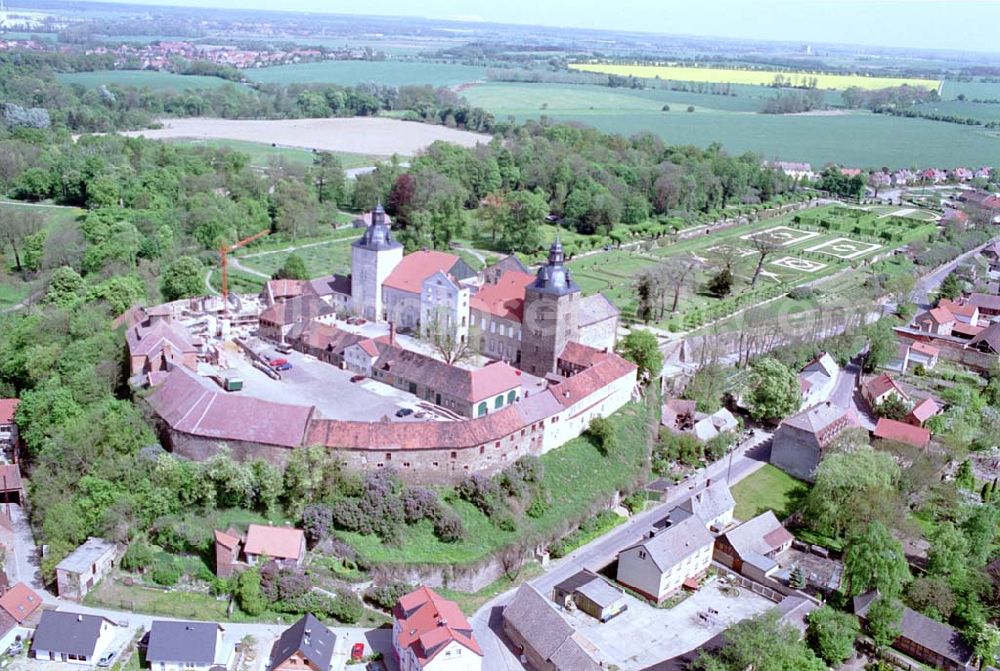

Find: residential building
[0,464,23,505]
[862,373,909,410]
[968,292,1000,319]
[392,586,482,671]
[906,398,941,427]
[502,584,602,671]
[898,340,940,372]
[420,270,471,345]
[968,321,1000,354]
[243,525,305,567]
[714,510,793,581]
[55,537,117,601]
[125,309,199,376]
[0,398,18,450]
[551,570,627,623]
[481,255,529,285]
[343,338,381,376]
[676,480,736,531]
[798,352,839,408]
[913,306,956,336]
[938,299,980,327]
[213,529,241,578]
[147,621,230,671]
[873,418,931,449]
[266,613,336,671]
[854,592,974,671]
[382,250,475,331]
[31,611,119,664]
[258,294,335,344]
[616,514,715,603]
[0,582,41,626]
[770,402,860,481]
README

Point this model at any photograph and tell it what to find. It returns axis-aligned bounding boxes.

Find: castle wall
[578,315,618,353]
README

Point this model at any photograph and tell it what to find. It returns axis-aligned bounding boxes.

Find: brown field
[119,117,489,155]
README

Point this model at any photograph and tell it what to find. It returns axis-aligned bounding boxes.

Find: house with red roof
[862,373,910,410]
[898,340,940,373]
[213,529,241,578]
[470,270,535,364]
[243,524,305,567]
[0,399,19,450]
[913,307,956,336]
[938,299,980,327]
[906,398,941,427]
[392,586,482,671]
[125,310,199,376]
[873,418,931,449]
[382,250,476,332]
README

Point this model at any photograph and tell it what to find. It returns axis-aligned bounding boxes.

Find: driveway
[3,504,44,592]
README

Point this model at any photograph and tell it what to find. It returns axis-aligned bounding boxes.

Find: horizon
[21,0,1000,55]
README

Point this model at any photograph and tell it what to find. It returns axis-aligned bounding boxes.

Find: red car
[350,375,366,383]
[269,358,288,368]
[351,643,365,662]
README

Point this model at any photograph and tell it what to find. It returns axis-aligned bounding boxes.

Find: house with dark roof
[968,292,1000,318]
[873,418,931,449]
[714,511,793,581]
[31,611,120,664]
[616,514,715,603]
[482,255,529,285]
[552,570,627,623]
[502,584,602,671]
[267,613,336,671]
[55,538,117,601]
[147,621,230,671]
[770,402,860,481]
[125,311,199,376]
[0,464,23,505]
[392,586,482,671]
[968,321,1000,354]
[676,480,736,531]
[854,592,975,670]
[259,294,336,344]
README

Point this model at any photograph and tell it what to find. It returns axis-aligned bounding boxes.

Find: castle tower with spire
[351,203,403,321]
[520,239,581,376]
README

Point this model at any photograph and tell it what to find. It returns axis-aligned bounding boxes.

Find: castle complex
[125,210,637,484]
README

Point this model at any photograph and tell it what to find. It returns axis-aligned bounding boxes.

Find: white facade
[616,539,713,602]
[148,629,229,671]
[420,271,470,345]
[351,244,403,322]
[344,343,378,375]
[397,639,482,671]
[35,620,116,665]
[539,368,635,454]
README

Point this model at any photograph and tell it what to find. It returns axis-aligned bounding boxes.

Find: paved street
[471,431,774,671]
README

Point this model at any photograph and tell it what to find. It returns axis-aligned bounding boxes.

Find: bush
[432,509,466,542]
[150,555,182,586]
[329,588,364,624]
[623,491,646,514]
[302,503,334,544]
[365,581,412,611]
[401,487,439,524]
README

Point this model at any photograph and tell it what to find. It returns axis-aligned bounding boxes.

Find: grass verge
[731,464,809,521]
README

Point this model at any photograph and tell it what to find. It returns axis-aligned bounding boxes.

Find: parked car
[351,643,365,662]
[7,636,23,656]
[354,318,367,326]
[269,358,288,368]
[276,343,292,354]
[274,362,293,371]
[350,375,366,383]
[395,408,414,418]
[97,651,116,667]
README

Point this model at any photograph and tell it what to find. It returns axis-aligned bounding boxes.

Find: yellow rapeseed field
[568,63,941,91]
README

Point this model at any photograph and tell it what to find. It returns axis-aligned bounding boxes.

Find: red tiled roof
[559,342,613,369]
[0,583,41,624]
[549,354,638,408]
[266,279,306,301]
[0,399,18,426]
[357,339,380,357]
[0,465,22,493]
[469,270,534,322]
[125,319,196,358]
[243,524,304,561]
[394,586,482,666]
[214,529,240,551]
[469,361,523,401]
[952,322,984,337]
[874,418,931,448]
[909,341,940,357]
[921,307,955,326]
[938,299,977,319]
[383,251,459,294]
[908,398,941,424]
[864,373,908,402]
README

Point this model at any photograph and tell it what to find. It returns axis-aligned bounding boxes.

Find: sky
[98,0,1000,54]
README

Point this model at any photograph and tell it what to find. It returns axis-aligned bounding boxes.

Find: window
[507,390,516,404]
[638,550,647,560]
[451,451,458,459]
[432,461,439,467]
[478,402,488,416]
[495,396,504,410]
[385,453,392,461]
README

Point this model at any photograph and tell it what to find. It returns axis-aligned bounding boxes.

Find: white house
[392,586,482,671]
[616,514,715,603]
[344,339,381,376]
[31,611,119,665]
[798,352,839,408]
[55,537,117,601]
[147,621,231,671]
[421,270,470,345]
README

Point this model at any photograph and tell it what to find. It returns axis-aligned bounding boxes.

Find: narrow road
[471,431,774,671]
[204,269,220,296]
[913,238,999,305]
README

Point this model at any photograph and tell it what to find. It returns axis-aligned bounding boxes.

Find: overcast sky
[102,0,999,54]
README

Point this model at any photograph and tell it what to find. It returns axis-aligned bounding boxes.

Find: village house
[714,510,794,581]
[0,582,42,651]
[266,613,336,671]
[913,306,956,336]
[862,373,910,412]
[243,524,306,567]
[854,592,974,670]
[873,418,932,450]
[31,611,120,665]
[213,529,241,578]
[938,299,980,327]
[770,402,860,481]
[55,537,117,601]
[258,294,336,344]
[967,293,1000,321]
[503,584,602,671]
[0,399,18,450]
[798,352,839,408]
[676,480,736,532]
[551,570,627,623]
[147,621,231,671]
[0,464,24,505]
[968,321,1000,354]
[392,586,483,671]
[906,398,942,427]
[125,309,199,376]
[896,340,940,373]
[616,514,715,603]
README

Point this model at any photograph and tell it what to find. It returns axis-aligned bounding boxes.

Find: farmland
[461,82,1000,167]
[164,138,385,169]
[568,63,941,91]
[244,60,488,87]
[57,70,233,91]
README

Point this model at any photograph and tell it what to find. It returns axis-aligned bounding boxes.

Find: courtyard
[562,577,773,670]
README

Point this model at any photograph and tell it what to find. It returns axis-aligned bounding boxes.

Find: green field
[462,82,1000,167]
[169,138,385,169]
[569,63,941,91]
[940,79,1000,100]
[57,70,233,91]
[245,60,487,87]
[731,464,809,521]
[913,99,1000,124]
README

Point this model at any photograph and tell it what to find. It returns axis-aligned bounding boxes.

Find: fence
[714,563,822,606]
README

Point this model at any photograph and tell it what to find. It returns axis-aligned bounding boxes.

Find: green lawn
[167,138,385,170]
[731,464,809,521]
[0,201,85,309]
[462,81,1000,167]
[235,238,354,279]
[57,70,233,91]
[245,60,487,87]
[437,562,545,615]
[342,395,656,566]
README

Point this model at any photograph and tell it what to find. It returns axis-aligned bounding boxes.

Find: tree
[707,268,734,297]
[160,256,204,301]
[874,394,910,421]
[425,313,479,366]
[806,606,860,666]
[499,190,546,253]
[939,271,963,300]
[45,266,87,307]
[745,357,800,422]
[865,596,903,649]
[311,152,345,204]
[618,329,663,380]
[272,254,308,281]
[748,235,781,288]
[694,612,826,671]
[927,522,969,580]
[661,254,702,313]
[236,568,266,616]
[0,208,44,272]
[586,417,618,454]
[966,621,1000,668]
[864,319,897,373]
[843,522,910,598]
